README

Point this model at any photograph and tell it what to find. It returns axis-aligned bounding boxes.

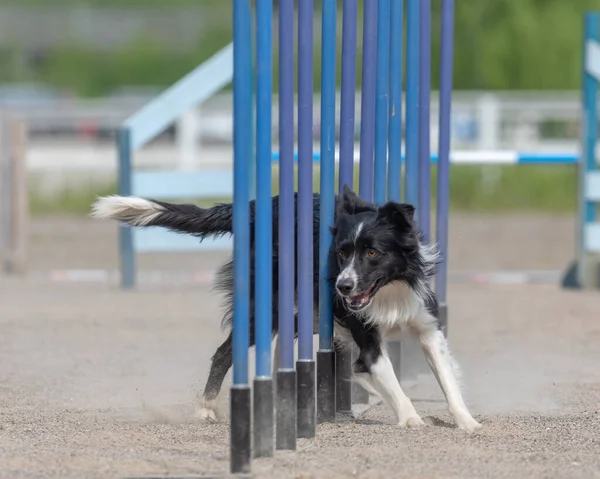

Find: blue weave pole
[252,0,274,459]
[230,0,252,474]
[358,0,378,203]
[374,0,390,206]
[339,0,358,193]
[276,0,297,452]
[351,0,378,408]
[296,0,317,439]
[335,0,358,414]
[405,0,419,206]
[417,0,432,241]
[386,0,405,388]
[387,0,404,203]
[317,0,337,423]
[435,0,455,334]
[117,127,135,290]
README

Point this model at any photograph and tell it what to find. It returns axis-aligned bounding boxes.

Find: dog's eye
[367,249,378,258]
[337,249,345,258]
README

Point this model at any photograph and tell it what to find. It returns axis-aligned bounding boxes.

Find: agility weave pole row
[229,0,454,474]
[231,0,453,473]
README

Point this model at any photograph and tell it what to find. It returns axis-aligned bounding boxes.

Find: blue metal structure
[435,0,455,331]
[275,0,298,452]
[417,0,431,241]
[296,0,317,439]
[230,0,252,473]
[405,0,419,207]
[252,0,274,460]
[384,0,406,387]
[335,0,358,414]
[358,0,377,202]
[316,0,337,423]
[387,0,404,203]
[562,12,600,290]
[116,44,235,290]
[374,0,391,207]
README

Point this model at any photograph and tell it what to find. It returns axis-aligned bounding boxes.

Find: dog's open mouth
[345,282,379,311]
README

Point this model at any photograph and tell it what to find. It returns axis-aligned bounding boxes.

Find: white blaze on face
[336,222,364,293]
[337,254,357,289]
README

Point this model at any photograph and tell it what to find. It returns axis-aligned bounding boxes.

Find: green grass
[29,164,578,216]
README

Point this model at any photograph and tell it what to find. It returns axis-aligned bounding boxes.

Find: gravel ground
[1,215,599,479]
[26,213,576,272]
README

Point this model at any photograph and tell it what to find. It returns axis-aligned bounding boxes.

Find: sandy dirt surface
[27,213,575,272]
[1,215,599,479]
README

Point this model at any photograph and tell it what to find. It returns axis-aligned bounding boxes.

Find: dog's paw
[194,406,219,422]
[194,398,219,422]
[455,415,482,432]
[398,414,425,428]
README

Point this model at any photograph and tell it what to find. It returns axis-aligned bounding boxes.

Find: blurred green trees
[0,0,597,96]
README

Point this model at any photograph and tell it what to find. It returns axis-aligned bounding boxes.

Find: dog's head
[330,186,421,312]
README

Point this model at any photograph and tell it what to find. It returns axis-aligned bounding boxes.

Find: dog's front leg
[417,326,481,431]
[345,317,423,428]
[356,348,424,427]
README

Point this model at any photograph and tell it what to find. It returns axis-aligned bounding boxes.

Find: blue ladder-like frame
[564,12,600,289]
[118,44,236,289]
[578,12,600,287]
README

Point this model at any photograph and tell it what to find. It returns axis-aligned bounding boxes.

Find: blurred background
[0,0,598,275]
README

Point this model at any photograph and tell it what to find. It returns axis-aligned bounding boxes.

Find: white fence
[0,114,28,274]
[6,89,595,174]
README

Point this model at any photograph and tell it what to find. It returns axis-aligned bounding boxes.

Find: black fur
[109,186,440,408]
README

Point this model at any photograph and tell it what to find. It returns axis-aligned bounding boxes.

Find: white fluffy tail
[90,195,165,226]
[90,194,234,239]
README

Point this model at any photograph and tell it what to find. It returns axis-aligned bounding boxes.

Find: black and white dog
[91,186,481,431]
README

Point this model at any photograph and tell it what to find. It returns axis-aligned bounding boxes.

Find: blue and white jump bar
[271,150,589,165]
[573,11,600,288]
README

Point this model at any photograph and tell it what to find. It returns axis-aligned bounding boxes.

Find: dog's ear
[378,201,415,224]
[336,184,376,216]
[329,225,338,236]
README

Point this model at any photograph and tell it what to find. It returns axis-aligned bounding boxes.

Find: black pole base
[561,260,580,290]
[316,349,335,423]
[253,377,273,458]
[438,303,448,337]
[276,369,297,450]
[296,359,316,438]
[335,348,352,413]
[230,385,251,475]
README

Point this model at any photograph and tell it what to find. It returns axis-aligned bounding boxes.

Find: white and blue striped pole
[577,12,600,288]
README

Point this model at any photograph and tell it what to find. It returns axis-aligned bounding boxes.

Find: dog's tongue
[350,290,370,302]
[349,284,374,304]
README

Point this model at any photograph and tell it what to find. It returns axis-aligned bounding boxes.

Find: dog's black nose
[336,278,354,296]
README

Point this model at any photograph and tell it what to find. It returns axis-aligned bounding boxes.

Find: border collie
[91,186,481,431]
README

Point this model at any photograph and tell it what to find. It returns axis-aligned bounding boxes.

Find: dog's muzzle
[336,278,355,296]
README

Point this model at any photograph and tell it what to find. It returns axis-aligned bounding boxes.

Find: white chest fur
[361,281,437,338]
